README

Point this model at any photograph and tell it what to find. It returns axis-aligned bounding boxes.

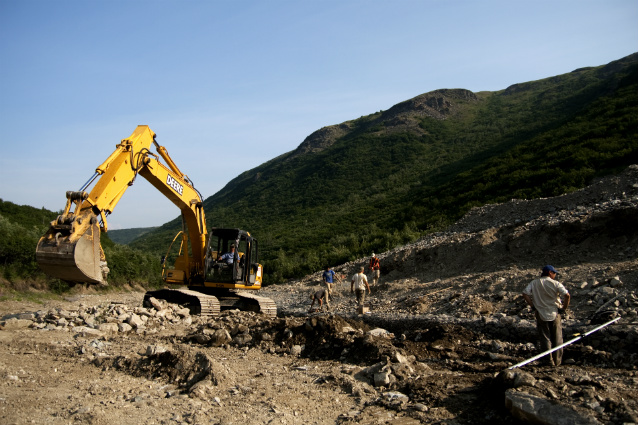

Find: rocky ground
[1,165,638,425]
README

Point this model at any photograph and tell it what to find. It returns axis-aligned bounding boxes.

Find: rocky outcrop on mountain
[291,88,482,159]
[292,122,354,157]
[382,88,479,122]
[375,165,638,283]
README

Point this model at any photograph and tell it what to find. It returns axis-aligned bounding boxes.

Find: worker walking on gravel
[369,253,380,286]
[322,266,336,300]
[522,265,571,366]
[309,289,330,313]
[351,266,371,307]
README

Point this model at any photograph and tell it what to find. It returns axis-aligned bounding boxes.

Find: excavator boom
[35,125,206,284]
[34,126,275,317]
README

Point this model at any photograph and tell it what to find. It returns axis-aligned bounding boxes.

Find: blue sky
[1,0,637,229]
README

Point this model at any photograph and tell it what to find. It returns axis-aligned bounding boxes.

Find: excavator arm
[35,125,207,284]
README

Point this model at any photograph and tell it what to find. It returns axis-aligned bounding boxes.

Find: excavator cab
[204,228,260,286]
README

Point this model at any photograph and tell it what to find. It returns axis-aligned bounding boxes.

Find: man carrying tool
[522,265,571,366]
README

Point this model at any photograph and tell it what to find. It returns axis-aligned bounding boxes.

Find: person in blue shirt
[218,244,238,265]
[322,266,336,300]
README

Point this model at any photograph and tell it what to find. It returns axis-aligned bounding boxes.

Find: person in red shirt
[369,253,380,286]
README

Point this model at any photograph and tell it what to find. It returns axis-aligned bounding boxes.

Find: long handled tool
[507,316,621,370]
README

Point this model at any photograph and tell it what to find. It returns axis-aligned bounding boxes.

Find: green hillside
[0,200,58,285]
[130,53,637,283]
[108,227,158,245]
[0,199,162,292]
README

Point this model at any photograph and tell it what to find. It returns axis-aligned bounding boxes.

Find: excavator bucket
[35,222,105,284]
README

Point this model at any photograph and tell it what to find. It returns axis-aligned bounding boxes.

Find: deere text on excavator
[35,125,276,317]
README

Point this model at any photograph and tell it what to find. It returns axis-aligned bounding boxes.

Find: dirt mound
[94,346,230,391]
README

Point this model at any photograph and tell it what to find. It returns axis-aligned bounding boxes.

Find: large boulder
[505,390,601,425]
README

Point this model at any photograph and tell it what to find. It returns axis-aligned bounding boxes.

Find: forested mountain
[129,53,638,283]
[3,53,637,289]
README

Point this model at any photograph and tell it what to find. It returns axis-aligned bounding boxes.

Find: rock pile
[449,164,638,234]
[0,297,196,334]
[290,165,638,284]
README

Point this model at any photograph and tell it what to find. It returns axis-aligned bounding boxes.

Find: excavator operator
[218,244,238,264]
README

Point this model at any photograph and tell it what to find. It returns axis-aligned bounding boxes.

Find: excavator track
[234,291,278,317]
[144,288,277,318]
[144,288,221,317]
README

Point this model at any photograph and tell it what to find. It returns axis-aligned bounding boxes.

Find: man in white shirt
[522,265,571,366]
[351,266,371,307]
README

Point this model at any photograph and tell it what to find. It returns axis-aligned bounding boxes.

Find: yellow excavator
[35,125,276,317]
